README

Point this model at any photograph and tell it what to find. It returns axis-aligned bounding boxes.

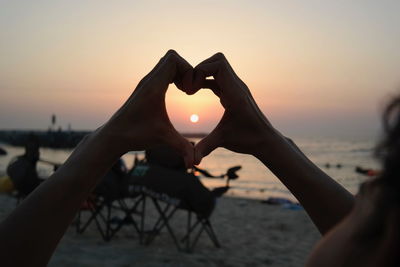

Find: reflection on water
[0,135,379,201]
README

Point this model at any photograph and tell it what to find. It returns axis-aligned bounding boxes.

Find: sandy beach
[0,194,320,267]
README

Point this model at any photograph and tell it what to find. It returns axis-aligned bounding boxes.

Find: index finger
[139,50,193,94]
[157,50,193,93]
[193,54,237,96]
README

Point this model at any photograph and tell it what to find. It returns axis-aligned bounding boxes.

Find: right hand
[192,53,276,164]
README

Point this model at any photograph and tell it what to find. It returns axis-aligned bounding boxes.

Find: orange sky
[1,1,400,137]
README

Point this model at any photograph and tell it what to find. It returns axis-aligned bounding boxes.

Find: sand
[0,194,320,267]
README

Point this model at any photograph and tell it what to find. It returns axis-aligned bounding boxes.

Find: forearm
[0,128,121,266]
[255,129,355,234]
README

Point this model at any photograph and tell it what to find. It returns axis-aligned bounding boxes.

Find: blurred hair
[25,133,40,149]
[375,95,400,191]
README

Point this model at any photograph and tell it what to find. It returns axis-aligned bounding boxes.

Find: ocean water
[0,135,380,201]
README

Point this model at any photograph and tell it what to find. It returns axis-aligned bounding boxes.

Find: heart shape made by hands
[163,63,227,166]
[106,50,257,169]
[142,51,264,168]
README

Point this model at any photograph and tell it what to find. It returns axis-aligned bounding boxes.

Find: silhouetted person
[7,134,43,196]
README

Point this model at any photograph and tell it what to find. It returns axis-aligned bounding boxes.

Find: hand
[192,53,275,164]
[99,50,195,167]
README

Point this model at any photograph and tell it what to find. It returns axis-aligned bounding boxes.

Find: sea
[0,135,381,201]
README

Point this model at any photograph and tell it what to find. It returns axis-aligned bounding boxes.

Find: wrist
[252,126,288,162]
[56,129,124,195]
[93,124,128,158]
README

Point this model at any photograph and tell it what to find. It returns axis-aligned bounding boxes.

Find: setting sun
[190,114,199,123]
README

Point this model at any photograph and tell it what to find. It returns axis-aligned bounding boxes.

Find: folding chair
[128,145,240,252]
[76,193,145,242]
[130,165,220,252]
[146,195,221,252]
[76,161,145,242]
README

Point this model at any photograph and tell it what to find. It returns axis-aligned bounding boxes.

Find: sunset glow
[1,1,399,136]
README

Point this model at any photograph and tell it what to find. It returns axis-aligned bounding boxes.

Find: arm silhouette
[0,50,194,267]
[193,53,354,235]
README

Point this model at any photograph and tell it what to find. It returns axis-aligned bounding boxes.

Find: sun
[190,114,199,123]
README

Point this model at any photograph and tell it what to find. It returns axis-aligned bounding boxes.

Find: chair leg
[181,217,221,251]
[151,204,171,234]
[129,194,146,244]
[181,219,201,242]
[93,204,109,241]
[76,209,82,233]
[145,203,177,245]
[151,198,181,251]
[111,198,142,238]
[189,223,205,252]
[203,219,221,248]
[140,195,147,244]
[140,194,146,244]
[104,203,112,241]
[76,196,147,242]
[107,195,147,243]
[77,200,102,234]
[186,211,191,252]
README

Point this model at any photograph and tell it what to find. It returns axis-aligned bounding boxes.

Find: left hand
[99,50,195,167]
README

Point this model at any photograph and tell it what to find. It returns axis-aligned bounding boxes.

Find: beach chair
[76,193,145,242]
[129,165,220,252]
[76,161,145,242]
[147,197,220,252]
[129,146,242,252]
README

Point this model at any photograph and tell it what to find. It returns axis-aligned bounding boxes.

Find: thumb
[194,129,221,165]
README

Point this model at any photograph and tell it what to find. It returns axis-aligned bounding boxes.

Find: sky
[1,0,400,138]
